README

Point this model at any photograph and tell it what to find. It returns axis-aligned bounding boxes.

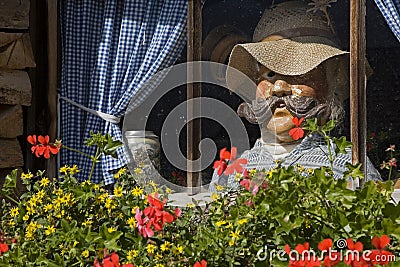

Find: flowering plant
[0,126,399,266]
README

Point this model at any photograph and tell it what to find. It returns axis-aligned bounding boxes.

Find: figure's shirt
[209,134,381,191]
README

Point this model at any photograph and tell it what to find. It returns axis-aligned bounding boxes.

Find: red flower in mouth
[288,117,305,141]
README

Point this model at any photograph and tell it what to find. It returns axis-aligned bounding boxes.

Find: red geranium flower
[193,259,207,267]
[285,242,321,267]
[318,239,340,267]
[93,251,133,267]
[345,238,365,266]
[288,117,305,140]
[213,147,248,176]
[27,135,61,159]
[0,243,8,256]
[372,235,390,250]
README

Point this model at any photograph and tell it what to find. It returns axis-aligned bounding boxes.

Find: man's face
[255,63,330,143]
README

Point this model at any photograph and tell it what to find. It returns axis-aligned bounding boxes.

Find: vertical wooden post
[350,0,367,183]
[187,0,202,194]
[46,0,58,179]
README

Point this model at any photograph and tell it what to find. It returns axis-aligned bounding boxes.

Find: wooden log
[0,104,23,138]
[0,0,30,29]
[0,32,36,69]
[0,138,23,168]
[0,69,32,106]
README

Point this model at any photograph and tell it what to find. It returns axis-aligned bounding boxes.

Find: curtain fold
[374,0,400,42]
[60,0,187,184]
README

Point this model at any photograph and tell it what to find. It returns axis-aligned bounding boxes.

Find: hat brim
[226,38,349,101]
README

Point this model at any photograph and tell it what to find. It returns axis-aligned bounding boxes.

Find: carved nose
[272,80,292,97]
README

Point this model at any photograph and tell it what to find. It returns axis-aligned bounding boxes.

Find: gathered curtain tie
[59,95,120,124]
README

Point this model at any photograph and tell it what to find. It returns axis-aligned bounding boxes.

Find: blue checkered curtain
[60,0,187,184]
[374,0,400,42]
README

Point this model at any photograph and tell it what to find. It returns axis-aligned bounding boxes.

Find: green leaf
[321,120,336,134]
[1,169,17,196]
[302,118,319,132]
[343,163,364,180]
[333,136,352,154]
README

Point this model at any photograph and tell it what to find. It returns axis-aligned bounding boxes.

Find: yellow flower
[107,227,116,233]
[229,239,235,246]
[93,184,100,190]
[82,219,93,227]
[187,203,195,208]
[131,206,139,214]
[154,264,165,267]
[249,169,257,176]
[134,168,143,174]
[59,165,69,174]
[154,253,162,260]
[113,186,123,197]
[82,180,91,186]
[10,207,19,217]
[73,241,79,247]
[114,167,126,179]
[26,205,35,215]
[230,230,240,239]
[165,187,173,194]
[8,219,15,227]
[45,225,56,235]
[131,186,143,197]
[21,172,34,179]
[146,244,156,254]
[176,244,184,254]
[211,192,220,202]
[148,181,156,187]
[23,214,29,221]
[126,249,139,260]
[225,222,233,229]
[127,217,137,228]
[215,185,224,191]
[215,220,226,227]
[36,190,45,200]
[81,250,89,258]
[160,241,171,252]
[69,165,79,175]
[234,172,243,181]
[39,177,50,187]
[126,249,138,260]
[238,219,247,225]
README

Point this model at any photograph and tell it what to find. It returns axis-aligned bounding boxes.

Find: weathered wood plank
[0,138,23,168]
[0,104,22,138]
[0,32,36,69]
[187,0,202,194]
[350,0,367,185]
[0,0,30,29]
[0,69,32,106]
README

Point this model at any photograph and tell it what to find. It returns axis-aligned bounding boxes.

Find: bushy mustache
[237,95,331,124]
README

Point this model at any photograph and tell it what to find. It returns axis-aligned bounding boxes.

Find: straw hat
[227,0,350,102]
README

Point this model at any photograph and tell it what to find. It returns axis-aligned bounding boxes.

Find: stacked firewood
[0,0,35,187]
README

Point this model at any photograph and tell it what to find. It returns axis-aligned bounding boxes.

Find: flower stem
[62,145,92,159]
[88,147,100,182]
[5,194,19,205]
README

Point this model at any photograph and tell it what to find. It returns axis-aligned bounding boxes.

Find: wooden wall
[0,0,35,186]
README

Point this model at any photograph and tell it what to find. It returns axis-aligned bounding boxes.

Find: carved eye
[266,71,276,78]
